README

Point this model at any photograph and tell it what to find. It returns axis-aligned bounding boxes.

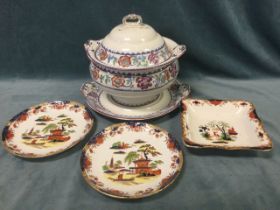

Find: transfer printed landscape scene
[102,140,163,185]
[22,114,76,148]
[199,121,238,144]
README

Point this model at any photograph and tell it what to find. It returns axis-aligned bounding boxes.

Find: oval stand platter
[2,101,94,158]
[81,80,190,120]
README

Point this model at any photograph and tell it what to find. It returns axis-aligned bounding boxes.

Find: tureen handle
[84,40,100,52]
[80,81,98,99]
[122,14,143,25]
[178,82,191,99]
[170,44,187,59]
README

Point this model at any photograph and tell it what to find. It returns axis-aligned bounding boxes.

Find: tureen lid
[102,14,165,52]
[84,14,186,70]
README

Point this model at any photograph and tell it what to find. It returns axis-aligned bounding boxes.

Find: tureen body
[84,14,186,106]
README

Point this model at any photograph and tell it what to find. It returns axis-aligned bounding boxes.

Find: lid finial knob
[122,14,143,25]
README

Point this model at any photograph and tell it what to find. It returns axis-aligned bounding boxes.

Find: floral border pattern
[90,61,178,91]
[181,99,272,150]
[81,122,183,199]
[2,101,94,158]
[95,43,171,68]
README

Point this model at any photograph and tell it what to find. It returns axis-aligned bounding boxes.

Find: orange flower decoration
[167,138,176,150]
[98,49,108,60]
[83,111,91,121]
[118,56,131,67]
[83,156,91,170]
[131,126,142,132]
[95,135,104,145]
[92,68,99,80]
[209,100,223,106]
[5,129,14,140]
[111,76,125,88]
[18,113,28,122]
[249,110,257,119]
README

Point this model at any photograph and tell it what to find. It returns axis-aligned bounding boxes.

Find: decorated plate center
[199,121,238,144]
[22,114,77,148]
[103,140,163,185]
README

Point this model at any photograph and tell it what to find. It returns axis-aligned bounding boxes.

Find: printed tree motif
[115,160,122,168]
[35,115,52,122]
[110,141,130,149]
[111,142,121,148]
[137,144,161,160]
[208,121,231,140]
[57,118,76,131]
[103,142,164,183]
[102,164,109,171]
[124,151,139,165]
[42,123,58,134]
[41,117,76,134]
[57,114,67,118]
[199,121,238,143]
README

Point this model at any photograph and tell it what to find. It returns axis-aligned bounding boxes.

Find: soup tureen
[84,14,186,107]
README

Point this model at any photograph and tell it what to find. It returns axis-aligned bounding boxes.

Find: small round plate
[81,122,183,199]
[80,80,190,120]
[2,101,94,158]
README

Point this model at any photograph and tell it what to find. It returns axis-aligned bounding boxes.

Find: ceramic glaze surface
[81,122,183,199]
[94,43,170,68]
[84,14,186,107]
[92,14,171,68]
[2,101,94,158]
[181,99,272,150]
[84,14,186,70]
[87,38,182,107]
[81,81,191,120]
[89,61,178,91]
[103,14,165,52]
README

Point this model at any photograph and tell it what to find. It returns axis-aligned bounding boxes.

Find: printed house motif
[47,129,70,141]
[102,142,163,184]
[21,115,76,148]
[130,159,161,176]
[199,121,238,143]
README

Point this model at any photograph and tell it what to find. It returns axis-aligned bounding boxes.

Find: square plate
[181,99,272,150]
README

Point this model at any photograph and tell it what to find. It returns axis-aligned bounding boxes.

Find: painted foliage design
[22,114,76,148]
[199,121,238,144]
[102,140,163,184]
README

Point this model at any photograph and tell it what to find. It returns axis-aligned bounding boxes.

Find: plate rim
[80,122,184,199]
[181,98,273,151]
[2,100,94,158]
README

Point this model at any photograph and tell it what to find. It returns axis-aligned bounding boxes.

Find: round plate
[80,80,190,120]
[81,122,183,199]
[2,101,94,158]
